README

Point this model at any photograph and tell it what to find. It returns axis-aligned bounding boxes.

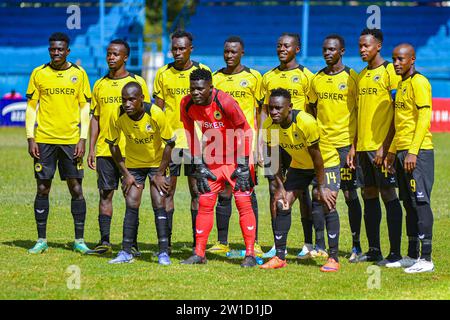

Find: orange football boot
[259,256,287,269]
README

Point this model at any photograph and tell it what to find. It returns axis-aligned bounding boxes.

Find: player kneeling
[106,82,175,265]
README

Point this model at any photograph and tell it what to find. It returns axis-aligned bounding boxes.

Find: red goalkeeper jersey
[180,88,253,164]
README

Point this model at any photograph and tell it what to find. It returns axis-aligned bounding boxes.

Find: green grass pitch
[0,127,449,299]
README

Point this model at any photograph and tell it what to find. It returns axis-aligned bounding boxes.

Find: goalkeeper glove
[231,157,254,192]
[194,162,217,194]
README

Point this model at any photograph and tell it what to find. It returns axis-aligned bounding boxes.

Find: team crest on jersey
[214,110,222,120]
[373,75,381,82]
[34,163,43,172]
[338,83,347,91]
[240,79,249,88]
[71,75,78,83]
[291,75,300,83]
[146,123,153,132]
[293,131,300,140]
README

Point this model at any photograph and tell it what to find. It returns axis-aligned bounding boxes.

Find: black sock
[385,198,403,257]
[408,237,420,259]
[416,202,434,261]
[312,201,325,250]
[123,206,139,253]
[325,210,340,261]
[363,198,382,251]
[154,208,169,253]
[404,200,419,259]
[274,207,291,260]
[216,196,232,244]
[251,191,259,242]
[133,215,140,248]
[191,209,198,247]
[166,209,174,248]
[346,196,362,249]
[98,214,112,243]
[71,199,86,240]
[34,195,49,239]
[301,217,313,244]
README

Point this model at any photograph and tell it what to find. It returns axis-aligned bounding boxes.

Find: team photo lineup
[23,24,437,277]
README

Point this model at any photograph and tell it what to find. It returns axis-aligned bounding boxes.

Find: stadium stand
[0,0,145,96]
[183,0,450,97]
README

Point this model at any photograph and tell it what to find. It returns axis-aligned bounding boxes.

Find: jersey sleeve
[26,67,40,101]
[91,80,100,116]
[78,68,92,104]
[137,76,151,103]
[303,67,314,96]
[347,70,359,141]
[409,76,433,155]
[78,67,92,104]
[105,110,122,146]
[413,75,432,108]
[251,70,264,103]
[308,75,318,104]
[262,117,274,145]
[386,63,402,92]
[180,97,200,158]
[225,95,248,128]
[301,113,320,146]
[152,67,164,100]
[261,73,270,105]
[153,106,176,143]
[348,69,359,105]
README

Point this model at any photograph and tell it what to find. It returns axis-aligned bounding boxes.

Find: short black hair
[171,30,193,42]
[224,35,244,48]
[360,28,383,43]
[49,32,70,46]
[270,87,291,100]
[325,34,345,48]
[190,68,212,82]
[122,81,142,94]
[280,33,301,47]
[109,39,130,56]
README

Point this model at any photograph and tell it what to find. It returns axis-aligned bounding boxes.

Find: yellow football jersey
[212,66,262,129]
[394,72,433,154]
[263,110,340,169]
[26,63,91,144]
[356,61,401,151]
[91,73,150,157]
[261,65,314,111]
[309,66,358,148]
[106,103,175,168]
[152,61,210,149]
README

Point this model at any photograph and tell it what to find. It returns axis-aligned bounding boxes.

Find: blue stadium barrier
[183,2,450,97]
[0,0,145,98]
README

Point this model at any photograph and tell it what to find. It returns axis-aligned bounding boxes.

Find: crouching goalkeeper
[179,68,257,268]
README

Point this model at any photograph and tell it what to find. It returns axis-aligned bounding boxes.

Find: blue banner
[0,98,27,126]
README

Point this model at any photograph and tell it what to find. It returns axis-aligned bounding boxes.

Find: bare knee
[99,190,114,215]
[37,181,51,197]
[67,178,83,200]
[380,187,398,203]
[362,186,378,199]
[343,189,358,202]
